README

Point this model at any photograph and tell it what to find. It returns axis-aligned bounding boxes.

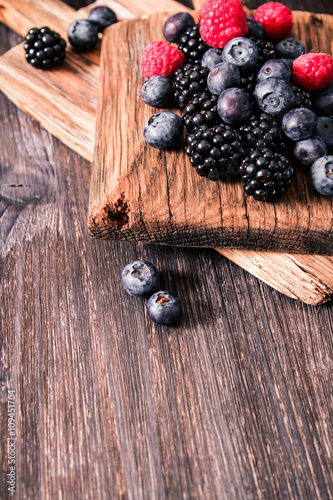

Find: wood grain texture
[89,9,333,254]
[0,0,332,303]
[1,2,333,500]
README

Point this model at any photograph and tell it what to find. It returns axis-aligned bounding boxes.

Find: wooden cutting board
[0,0,333,304]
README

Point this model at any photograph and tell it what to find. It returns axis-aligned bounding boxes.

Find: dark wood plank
[1,2,333,500]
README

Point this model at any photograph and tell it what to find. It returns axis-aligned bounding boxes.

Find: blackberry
[240,148,294,201]
[240,72,257,94]
[185,123,244,180]
[24,27,66,69]
[178,24,209,64]
[174,63,209,107]
[183,92,220,132]
[249,38,275,67]
[292,85,312,109]
[238,112,286,151]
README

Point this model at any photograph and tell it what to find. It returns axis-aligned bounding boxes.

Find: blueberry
[122,260,160,298]
[282,107,317,141]
[293,135,327,168]
[67,19,99,51]
[257,59,292,82]
[275,38,305,60]
[144,111,183,149]
[217,87,253,125]
[314,117,333,152]
[142,76,174,107]
[201,48,223,70]
[147,291,182,325]
[88,6,117,32]
[313,82,333,119]
[162,12,195,43]
[207,62,240,95]
[246,17,266,40]
[222,37,259,74]
[310,155,333,196]
[254,78,295,115]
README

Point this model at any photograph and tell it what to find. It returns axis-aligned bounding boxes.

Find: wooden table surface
[1,1,333,499]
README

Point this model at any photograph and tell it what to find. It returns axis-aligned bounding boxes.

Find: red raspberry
[293,53,333,92]
[199,0,247,49]
[141,41,185,78]
[254,2,293,40]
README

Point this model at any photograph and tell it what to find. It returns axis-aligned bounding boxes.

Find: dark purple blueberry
[246,17,266,40]
[88,6,117,32]
[293,136,327,168]
[314,117,333,152]
[275,38,305,60]
[67,19,99,51]
[201,48,223,70]
[141,76,174,107]
[147,291,182,325]
[254,78,295,115]
[310,155,333,196]
[162,12,195,43]
[217,88,253,125]
[144,111,183,149]
[282,107,317,141]
[207,62,240,95]
[312,82,333,119]
[122,261,160,298]
[222,37,259,74]
[257,59,292,82]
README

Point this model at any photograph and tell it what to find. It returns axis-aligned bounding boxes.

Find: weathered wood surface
[1,3,333,500]
[1,0,333,304]
[89,9,333,254]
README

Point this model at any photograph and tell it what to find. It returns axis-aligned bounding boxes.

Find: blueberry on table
[315,117,333,152]
[162,12,195,43]
[207,62,240,96]
[67,19,99,51]
[222,37,259,74]
[310,155,333,196]
[313,82,333,119]
[24,27,66,69]
[122,261,160,298]
[254,78,295,115]
[282,107,317,141]
[141,76,174,107]
[275,38,305,60]
[257,59,292,82]
[217,88,253,125]
[144,111,183,149]
[88,6,118,32]
[293,136,327,168]
[147,291,182,326]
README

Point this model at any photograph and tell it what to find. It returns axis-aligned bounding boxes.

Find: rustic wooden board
[89,10,333,255]
[0,0,333,304]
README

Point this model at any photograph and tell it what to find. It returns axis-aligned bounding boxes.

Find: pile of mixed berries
[141,0,333,200]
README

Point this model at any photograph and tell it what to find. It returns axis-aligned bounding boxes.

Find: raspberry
[293,53,333,92]
[141,40,185,78]
[254,2,293,40]
[199,0,247,49]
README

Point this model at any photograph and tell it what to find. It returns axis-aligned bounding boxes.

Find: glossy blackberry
[183,92,220,132]
[238,112,286,151]
[185,123,244,180]
[24,27,66,69]
[292,85,312,109]
[249,38,275,67]
[239,148,294,201]
[178,24,209,63]
[174,63,209,107]
[240,72,257,94]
